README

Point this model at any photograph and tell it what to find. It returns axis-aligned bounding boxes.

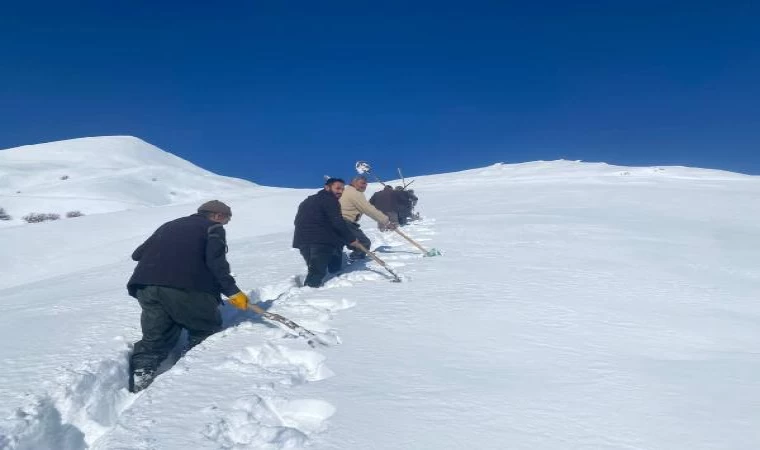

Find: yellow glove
[227,292,249,310]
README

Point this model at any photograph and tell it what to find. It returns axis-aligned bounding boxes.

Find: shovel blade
[424,248,442,257]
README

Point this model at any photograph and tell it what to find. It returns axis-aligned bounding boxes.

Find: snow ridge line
[0,219,436,450]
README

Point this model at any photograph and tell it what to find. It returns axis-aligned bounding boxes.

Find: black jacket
[127,214,240,298]
[293,189,355,248]
[369,187,399,214]
[395,190,414,213]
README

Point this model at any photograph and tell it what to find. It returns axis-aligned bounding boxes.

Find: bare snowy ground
[1,161,760,449]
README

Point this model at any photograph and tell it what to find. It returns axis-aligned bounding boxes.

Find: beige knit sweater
[339,185,389,224]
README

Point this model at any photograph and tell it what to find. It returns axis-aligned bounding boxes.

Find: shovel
[355,160,387,187]
[247,303,330,347]
[354,242,403,282]
[394,228,442,257]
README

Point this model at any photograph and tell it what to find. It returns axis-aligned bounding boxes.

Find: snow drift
[1,145,759,449]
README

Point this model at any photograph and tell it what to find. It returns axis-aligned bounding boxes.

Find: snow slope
[0,136,258,225]
[1,160,759,449]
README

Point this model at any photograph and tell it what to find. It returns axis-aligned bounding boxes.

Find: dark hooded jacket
[127,214,240,298]
[293,189,356,248]
[369,186,400,214]
[395,189,413,215]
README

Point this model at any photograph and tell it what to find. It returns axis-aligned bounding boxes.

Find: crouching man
[340,175,396,260]
[126,200,250,393]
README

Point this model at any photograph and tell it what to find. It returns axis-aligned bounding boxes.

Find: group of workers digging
[125,176,419,392]
[293,175,417,288]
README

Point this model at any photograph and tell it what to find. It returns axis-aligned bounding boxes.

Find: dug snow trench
[1,216,432,450]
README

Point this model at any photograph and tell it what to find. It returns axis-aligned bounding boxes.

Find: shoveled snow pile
[0,136,258,225]
[1,158,759,449]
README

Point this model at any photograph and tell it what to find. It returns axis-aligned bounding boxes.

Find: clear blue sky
[1,1,758,187]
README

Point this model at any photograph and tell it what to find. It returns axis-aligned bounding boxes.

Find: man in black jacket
[395,186,415,225]
[293,178,359,288]
[369,185,400,230]
[126,200,251,393]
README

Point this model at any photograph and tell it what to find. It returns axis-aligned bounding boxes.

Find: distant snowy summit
[482,160,754,180]
[399,160,754,191]
[1,136,752,226]
[0,136,258,224]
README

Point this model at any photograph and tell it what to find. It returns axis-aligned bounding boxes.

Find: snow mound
[2,155,760,449]
[0,136,257,224]
[381,160,756,191]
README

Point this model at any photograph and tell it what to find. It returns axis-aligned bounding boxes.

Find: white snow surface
[1,156,760,449]
[0,136,258,225]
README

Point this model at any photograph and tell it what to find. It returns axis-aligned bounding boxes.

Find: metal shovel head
[355,161,372,174]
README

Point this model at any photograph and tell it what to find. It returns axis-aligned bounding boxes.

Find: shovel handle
[394,228,430,254]
[354,242,387,267]
[354,242,402,281]
[362,170,386,187]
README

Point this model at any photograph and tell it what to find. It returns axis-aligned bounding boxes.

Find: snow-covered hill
[1,158,759,449]
[0,136,258,225]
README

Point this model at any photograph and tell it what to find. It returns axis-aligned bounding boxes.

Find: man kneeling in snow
[126,200,250,393]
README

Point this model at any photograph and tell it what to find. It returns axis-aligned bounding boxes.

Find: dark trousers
[345,220,371,258]
[398,208,412,225]
[131,285,222,375]
[299,244,343,287]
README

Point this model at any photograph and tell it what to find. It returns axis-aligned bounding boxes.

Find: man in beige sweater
[340,175,396,260]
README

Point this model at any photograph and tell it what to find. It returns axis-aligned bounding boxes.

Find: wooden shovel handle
[394,228,429,254]
[354,242,388,267]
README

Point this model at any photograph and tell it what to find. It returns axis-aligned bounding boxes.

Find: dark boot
[129,368,156,393]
